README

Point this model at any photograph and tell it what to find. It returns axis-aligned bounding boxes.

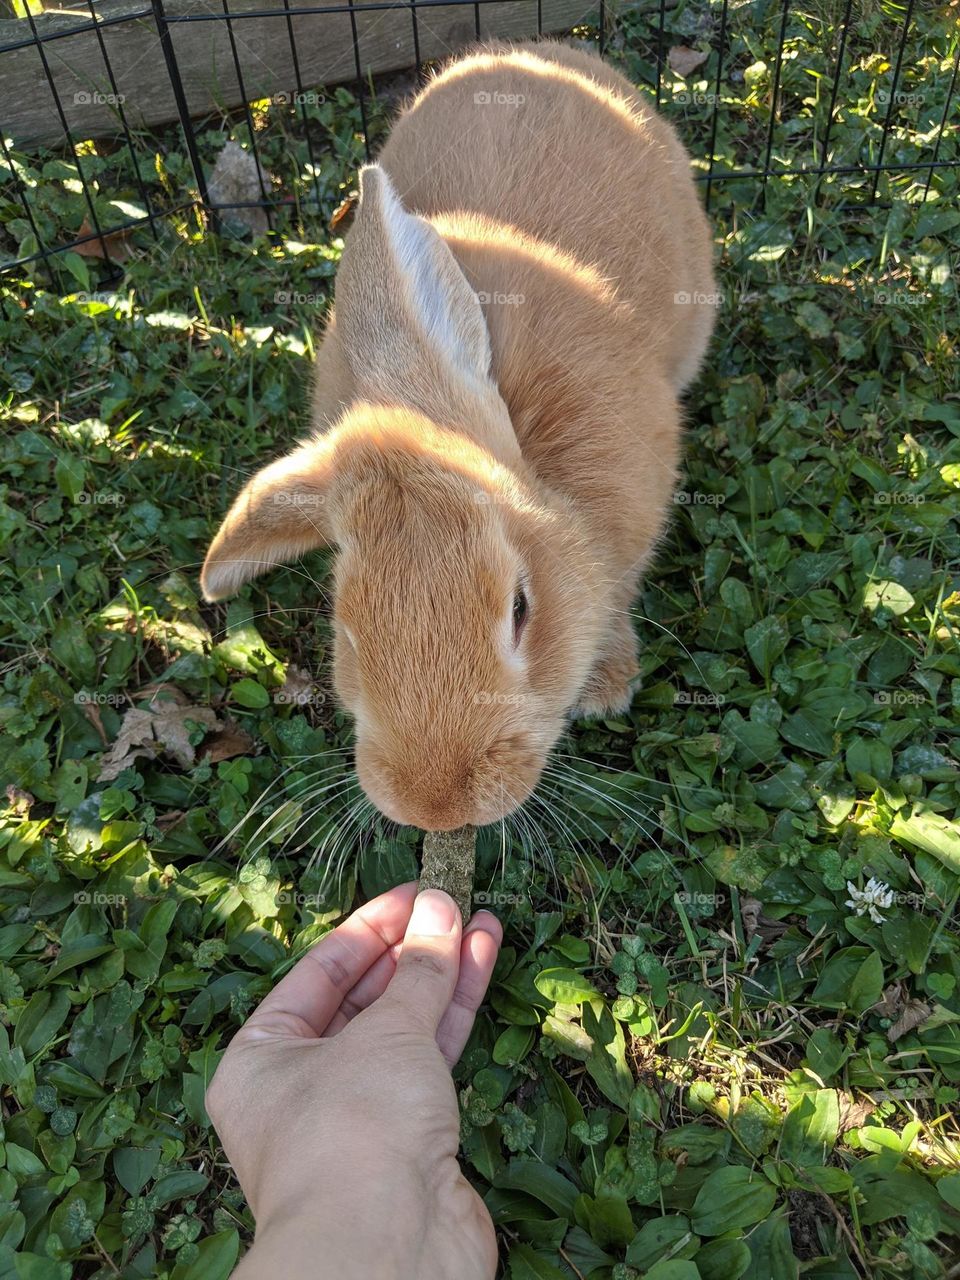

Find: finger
[436,912,503,1067]
[243,882,418,1040]
[321,942,401,1036]
[379,889,462,1034]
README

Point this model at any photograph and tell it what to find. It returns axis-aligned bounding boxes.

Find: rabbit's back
[377,41,715,393]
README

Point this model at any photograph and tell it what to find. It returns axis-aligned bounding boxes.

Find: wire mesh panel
[0,0,956,281]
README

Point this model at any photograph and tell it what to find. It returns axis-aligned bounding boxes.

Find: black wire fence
[0,0,957,283]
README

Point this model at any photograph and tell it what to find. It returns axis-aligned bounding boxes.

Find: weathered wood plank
[0,0,597,144]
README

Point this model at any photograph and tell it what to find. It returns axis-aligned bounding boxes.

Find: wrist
[240,1217,402,1280]
[238,1170,425,1280]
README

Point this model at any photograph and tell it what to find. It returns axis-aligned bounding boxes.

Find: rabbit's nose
[391,774,477,831]
[372,788,475,833]
[354,748,477,831]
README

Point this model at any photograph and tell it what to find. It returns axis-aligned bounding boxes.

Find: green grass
[1,2,959,1277]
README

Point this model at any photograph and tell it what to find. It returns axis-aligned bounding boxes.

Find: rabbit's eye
[512,588,529,644]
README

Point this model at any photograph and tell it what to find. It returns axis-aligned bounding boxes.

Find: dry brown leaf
[99,695,221,780]
[5,786,34,815]
[836,1094,876,1132]
[740,895,762,943]
[156,809,187,830]
[99,710,160,778]
[872,981,932,1042]
[873,982,904,1020]
[277,664,320,708]
[202,720,255,764]
[330,191,358,234]
[739,895,786,947]
[136,684,188,706]
[668,45,709,77]
[73,218,136,262]
[79,697,108,745]
[888,999,932,1042]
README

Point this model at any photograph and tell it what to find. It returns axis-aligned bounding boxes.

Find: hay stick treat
[419,826,476,923]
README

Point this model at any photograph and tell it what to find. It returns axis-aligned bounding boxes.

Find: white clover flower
[845,877,894,924]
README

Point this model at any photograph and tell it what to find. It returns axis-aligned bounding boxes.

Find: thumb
[380,889,462,1033]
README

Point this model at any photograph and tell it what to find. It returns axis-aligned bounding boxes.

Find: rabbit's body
[203,41,716,830]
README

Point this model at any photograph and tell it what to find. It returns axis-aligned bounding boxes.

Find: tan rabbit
[201,40,716,831]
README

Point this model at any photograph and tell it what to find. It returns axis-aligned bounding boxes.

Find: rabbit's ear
[200,439,334,601]
[336,165,499,420]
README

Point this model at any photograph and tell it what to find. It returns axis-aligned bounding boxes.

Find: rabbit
[201,39,716,831]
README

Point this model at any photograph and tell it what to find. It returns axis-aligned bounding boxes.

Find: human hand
[205,883,503,1280]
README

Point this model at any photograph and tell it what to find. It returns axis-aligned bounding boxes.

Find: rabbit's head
[202,166,605,829]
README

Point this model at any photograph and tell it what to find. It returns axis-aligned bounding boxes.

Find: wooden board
[0,0,599,144]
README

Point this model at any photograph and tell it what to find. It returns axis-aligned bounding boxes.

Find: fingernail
[410,889,459,936]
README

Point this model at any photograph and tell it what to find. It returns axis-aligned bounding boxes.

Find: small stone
[206,140,272,237]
